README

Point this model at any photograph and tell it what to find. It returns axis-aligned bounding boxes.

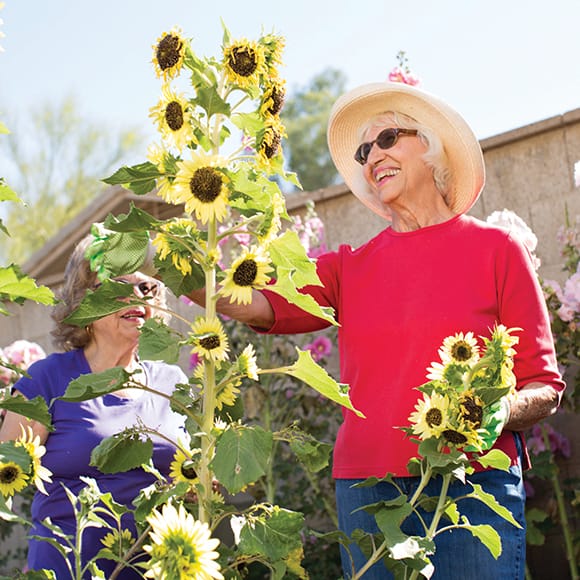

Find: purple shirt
[15,349,188,579]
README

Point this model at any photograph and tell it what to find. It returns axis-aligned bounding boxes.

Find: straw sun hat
[327,81,485,221]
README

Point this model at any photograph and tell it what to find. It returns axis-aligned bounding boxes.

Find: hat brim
[327,82,485,221]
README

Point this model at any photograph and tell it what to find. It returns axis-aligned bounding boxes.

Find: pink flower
[304,336,333,362]
[388,67,420,86]
[188,352,201,371]
[1,340,46,386]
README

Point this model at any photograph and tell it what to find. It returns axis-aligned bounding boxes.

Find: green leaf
[210,425,273,494]
[90,432,153,474]
[525,507,548,546]
[0,180,21,203]
[102,161,162,195]
[0,395,53,431]
[61,367,130,401]
[0,267,56,306]
[85,227,151,281]
[63,281,143,327]
[103,204,162,232]
[0,493,29,525]
[282,348,364,418]
[194,85,231,119]
[460,519,502,559]
[138,318,182,364]
[0,441,32,472]
[289,436,332,473]
[268,230,322,289]
[267,267,336,327]
[154,255,205,297]
[467,483,522,529]
[238,506,304,562]
[475,449,511,471]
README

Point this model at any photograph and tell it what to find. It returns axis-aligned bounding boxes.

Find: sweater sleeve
[496,233,565,394]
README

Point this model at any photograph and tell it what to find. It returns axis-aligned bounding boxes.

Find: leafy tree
[282,68,346,192]
[1,97,144,263]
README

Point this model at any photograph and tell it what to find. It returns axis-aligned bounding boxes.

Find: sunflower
[147,143,176,203]
[153,218,201,276]
[458,391,484,429]
[169,448,198,489]
[408,392,450,439]
[16,426,52,495]
[223,39,267,89]
[489,324,520,358]
[259,33,285,74]
[257,116,285,164]
[173,154,230,224]
[152,28,187,81]
[260,78,286,117]
[144,503,223,580]
[256,191,285,244]
[0,461,29,497]
[237,344,259,381]
[438,331,480,366]
[101,528,135,553]
[150,85,196,151]
[220,248,272,305]
[190,317,229,363]
[215,381,241,411]
[441,421,482,450]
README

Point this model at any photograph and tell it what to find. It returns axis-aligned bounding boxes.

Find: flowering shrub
[387,50,420,86]
[487,208,579,579]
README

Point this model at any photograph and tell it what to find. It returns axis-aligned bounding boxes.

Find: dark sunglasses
[94,279,160,298]
[354,128,418,165]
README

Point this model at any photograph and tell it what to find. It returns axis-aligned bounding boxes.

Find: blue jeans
[336,434,526,579]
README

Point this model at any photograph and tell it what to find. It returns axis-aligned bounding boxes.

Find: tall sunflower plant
[341,326,523,580]
[0,23,363,579]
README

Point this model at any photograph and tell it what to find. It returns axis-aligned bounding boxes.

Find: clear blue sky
[1,0,579,153]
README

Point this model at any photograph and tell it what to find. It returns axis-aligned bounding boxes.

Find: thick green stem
[198,219,218,524]
[540,424,579,580]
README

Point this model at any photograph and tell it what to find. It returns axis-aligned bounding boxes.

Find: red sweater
[261,214,565,478]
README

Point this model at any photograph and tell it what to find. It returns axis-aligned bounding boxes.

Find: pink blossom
[388,67,420,86]
[562,271,580,311]
[527,423,571,458]
[189,352,201,371]
[0,340,46,386]
[304,336,333,362]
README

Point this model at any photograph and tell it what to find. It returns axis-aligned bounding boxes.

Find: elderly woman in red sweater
[189,81,564,579]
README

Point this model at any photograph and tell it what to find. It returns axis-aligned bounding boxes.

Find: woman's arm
[505,381,561,432]
[188,288,275,330]
[0,390,50,444]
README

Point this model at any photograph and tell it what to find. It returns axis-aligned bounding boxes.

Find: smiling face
[90,273,161,349]
[361,122,438,213]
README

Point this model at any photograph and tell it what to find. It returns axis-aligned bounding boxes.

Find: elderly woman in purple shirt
[0,235,187,579]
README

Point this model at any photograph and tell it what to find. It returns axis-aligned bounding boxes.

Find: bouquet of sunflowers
[407,325,518,453]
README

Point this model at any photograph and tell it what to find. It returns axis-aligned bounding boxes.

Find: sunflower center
[190,167,223,203]
[452,341,472,361]
[460,397,483,427]
[0,465,19,484]
[165,101,184,131]
[200,335,221,350]
[425,408,443,427]
[156,34,183,71]
[228,46,258,77]
[180,462,197,480]
[262,131,281,159]
[442,429,468,445]
[233,259,258,286]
